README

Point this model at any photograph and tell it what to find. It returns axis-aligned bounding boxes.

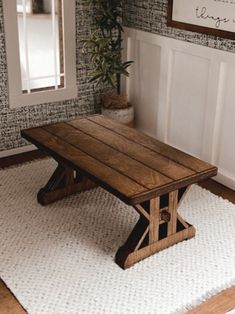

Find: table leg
[37,163,96,205]
[115,186,196,269]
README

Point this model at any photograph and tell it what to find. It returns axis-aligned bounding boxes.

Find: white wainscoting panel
[167,51,210,157]
[123,28,235,190]
[133,41,161,135]
[213,64,235,187]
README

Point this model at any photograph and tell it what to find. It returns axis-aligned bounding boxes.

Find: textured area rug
[0,159,235,314]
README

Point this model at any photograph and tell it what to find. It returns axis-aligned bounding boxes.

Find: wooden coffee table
[21,115,217,269]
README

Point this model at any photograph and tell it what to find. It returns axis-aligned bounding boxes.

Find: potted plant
[83,0,134,126]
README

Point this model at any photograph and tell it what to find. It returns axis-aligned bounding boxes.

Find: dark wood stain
[0,150,46,169]
[21,127,147,204]
[21,115,217,205]
[43,122,172,189]
[87,115,214,172]
[68,119,195,180]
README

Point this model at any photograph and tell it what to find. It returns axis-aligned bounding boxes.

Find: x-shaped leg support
[115,186,196,269]
[37,163,96,205]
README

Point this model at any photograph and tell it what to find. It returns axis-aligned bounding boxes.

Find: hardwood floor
[0,152,234,313]
[0,281,26,314]
[199,179,235,204]
[187,286,235,314]
[0,150,46,169]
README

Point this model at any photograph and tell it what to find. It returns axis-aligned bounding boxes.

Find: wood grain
[43,122,172,189]
[0,281,26,314]
[21,115,217,205]
[116,185,196,269]
[0,150,46,169]
[68,119,195,180]
[149,197,160,243]
[22,127,147,204]
[188,285,235,314]
[37,165,97,205]
[122,226,195,269]
[168,190,178,236]
[87,115,214,172]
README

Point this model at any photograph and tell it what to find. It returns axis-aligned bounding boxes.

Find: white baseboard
[0,145,37,158]
[215,171,235,191]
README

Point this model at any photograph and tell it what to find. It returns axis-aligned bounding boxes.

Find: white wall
[123,28,235,190]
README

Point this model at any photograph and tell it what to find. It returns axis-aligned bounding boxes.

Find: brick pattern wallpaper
[0,0,101,152]
[123,0,235,52]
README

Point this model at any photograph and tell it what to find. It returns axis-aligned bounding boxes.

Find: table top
[21,115,217,205]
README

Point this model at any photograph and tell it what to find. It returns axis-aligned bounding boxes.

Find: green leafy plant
[83,0,133,94]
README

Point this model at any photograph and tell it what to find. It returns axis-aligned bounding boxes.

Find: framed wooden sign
[167,0,235,40]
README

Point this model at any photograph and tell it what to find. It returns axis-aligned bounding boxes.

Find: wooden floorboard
[187,286,235,314]
[0,281,26,314]
[0,151,234,314]
[199,179,235,204]
[0,150,46,169]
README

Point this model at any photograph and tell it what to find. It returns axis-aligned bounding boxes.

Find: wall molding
[123,27,235,190]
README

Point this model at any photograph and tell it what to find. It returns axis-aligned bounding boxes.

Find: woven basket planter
[101,105,134,127]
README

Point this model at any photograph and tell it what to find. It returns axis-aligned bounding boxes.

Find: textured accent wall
[0,0,101,152]
[123,1,235,53]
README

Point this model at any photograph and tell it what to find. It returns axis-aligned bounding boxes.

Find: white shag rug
[0,159,235,314]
